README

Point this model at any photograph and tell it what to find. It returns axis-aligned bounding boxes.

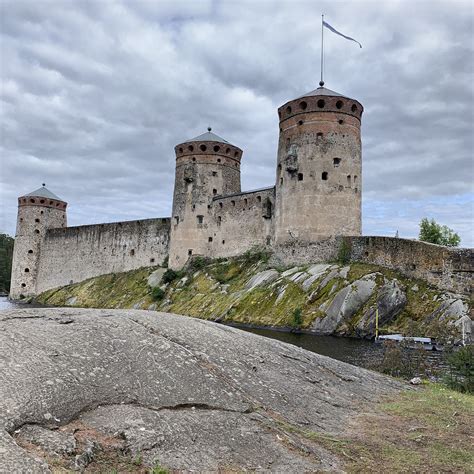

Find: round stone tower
[169,128,243,269]
[274,85,363,244]
[9,185,67,299]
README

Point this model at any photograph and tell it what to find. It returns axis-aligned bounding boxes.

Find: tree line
[0,234,14,294]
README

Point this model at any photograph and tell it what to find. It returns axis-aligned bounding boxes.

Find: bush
[150,287,165,302]
[337,239,351,265]
[161,269,180,284]
[444,346,473,394]
[242,247,271,265]
[187,256,208,273]
[292,308,303,328]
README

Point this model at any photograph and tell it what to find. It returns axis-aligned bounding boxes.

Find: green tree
[418,218,460,247]
[0,233,15,294]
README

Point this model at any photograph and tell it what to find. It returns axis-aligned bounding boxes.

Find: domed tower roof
[297,86,347,99]
[24,184,63,201]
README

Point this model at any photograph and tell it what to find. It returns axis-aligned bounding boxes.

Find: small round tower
[274,85,363,244]
[169,129,242,269]
[9,185,67,299]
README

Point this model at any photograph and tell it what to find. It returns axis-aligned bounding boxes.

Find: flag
[323,21,362,48]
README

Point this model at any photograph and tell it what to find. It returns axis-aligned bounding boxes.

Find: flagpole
[320,14,324,86]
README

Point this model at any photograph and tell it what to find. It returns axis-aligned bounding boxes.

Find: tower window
[317,132,323,139]
[257,196,262,202]
[286,106,292,114]
[208,237,213,242]
[197,215,204,224]
[34,229,40,234]
[200,144,207,151]
[40,211,44,214]
[222,240,225,244]
[280,177,283,185]
[317,99,325,108]
[21,283,26,288]
[219,202,223,208]
[244,198,248,206]
[217,216,222,225]
[179,147,183,153]
[226,148,230,154]
[322,172,328,181]
[354,175,358,184]
[35,218,40,223]
[234,151,239,158]
[298,173,304,181]
[28,250,33,254]
[231,200,235,206]
[298,120,303,126]
[150,258,155,263]
[188,145,194,152]
[30,199,35,203]
[130,249,135,256]
[174,216,179,225]
[217,158,221,163]
[188,249,193,256]
[338,119,344,125]
[40,200,45,204]
[336,100,344,109]
[213,145,220,152]
[352,104,358,112]
[212,171,217,177]
[347,175,351,186]
[333,158,341,167]
[24,268,29,273]
[213,189,217,195]
[299,101,307,110]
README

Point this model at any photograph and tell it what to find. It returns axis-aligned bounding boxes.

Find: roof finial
[42,183,46,187]
[207,126,212,132]
[319,81,325,87]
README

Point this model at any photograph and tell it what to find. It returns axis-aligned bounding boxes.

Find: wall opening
[21,283,26,288]
[28,250,33,254]
[354,175,358,184]
[226,148,230,154]
[257,196,262,202]
[299,101,307,110]
[347,175,351,186]
[298,120,303,126]
[197,215,204,224]
[317,132,323,139]
[188,145,194,152]
[208,237,213,242]
[231,200,235,206]
[286,105,292,114]
[192,157,196,162]
[200,144,207,151]
[317,99,325,108]
[333,158,341,167]
[24,268,29,273]
[352,104,358,112]
[280,177,283,185]
[150,258,155,263]
[336,100,344,109]
[188,249,193,256]
[30,199,35,203]
[217,158,221,163]
[217,216,222,225]
[40,211,44,215]
[34,229,40,234]
[222,240,225,244]
[213,145,220,152]
[174,216,179,225]
[212,171,217,177]
[244,198,248,206]
[130,249,135,256]
[322,172,328,180]
[298,173,303,181]
[219,202,223,208]
[213,188,217,195]
[338,119,344,125]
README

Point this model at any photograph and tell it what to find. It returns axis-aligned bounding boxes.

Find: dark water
[240,326,446,374]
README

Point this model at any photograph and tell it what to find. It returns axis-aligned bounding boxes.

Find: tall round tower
[274,85,363,244]
[9,185,67,299]
[169,128,242,269]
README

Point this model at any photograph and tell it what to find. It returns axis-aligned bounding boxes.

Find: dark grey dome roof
[296,86,351,100]
[184,130,231,144]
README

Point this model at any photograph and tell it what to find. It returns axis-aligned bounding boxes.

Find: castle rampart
[35,218,170,294]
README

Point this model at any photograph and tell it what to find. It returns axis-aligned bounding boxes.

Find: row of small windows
[179,144,240,158]
[282,100,359,117]
[188,157,239,168]
[280,172,357,184]
[21,198,65,208]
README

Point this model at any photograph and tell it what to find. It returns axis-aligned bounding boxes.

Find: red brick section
[175,140,243,163]
[18,197,67,210]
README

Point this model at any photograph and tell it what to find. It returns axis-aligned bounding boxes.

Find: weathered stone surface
[0,308,403,472]
[147,268,166,288]
[245,269,279,290]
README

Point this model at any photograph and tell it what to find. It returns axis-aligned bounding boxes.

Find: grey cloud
[1,0,472,246]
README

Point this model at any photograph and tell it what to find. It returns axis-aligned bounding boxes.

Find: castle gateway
[11,84,401,299]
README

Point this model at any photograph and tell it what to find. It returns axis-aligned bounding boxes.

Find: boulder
[0,308,402,472]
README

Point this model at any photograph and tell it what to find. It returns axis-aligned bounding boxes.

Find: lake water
[0,296,444,373]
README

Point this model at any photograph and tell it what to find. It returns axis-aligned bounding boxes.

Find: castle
[9,85,472,299]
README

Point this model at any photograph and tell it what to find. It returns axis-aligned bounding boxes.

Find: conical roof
[24,185,63,201]
[184,128,231,144]
[296,86,348,100]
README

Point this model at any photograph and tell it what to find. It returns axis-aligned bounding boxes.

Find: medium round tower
[274,85,363,244]
[9,185,67,299]
[169,129,242,269]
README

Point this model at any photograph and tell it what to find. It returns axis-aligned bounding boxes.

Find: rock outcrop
[0,308,403,472]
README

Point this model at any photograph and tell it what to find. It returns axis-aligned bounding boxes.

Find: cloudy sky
[1,0,473,246]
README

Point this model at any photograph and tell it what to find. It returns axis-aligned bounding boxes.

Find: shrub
[161,255,169,268]
[337,239,351,264]
[242,247,271,264]
[444,346,473,394]
[292,308,303,328]
[161,269,180,284]
[187,256,208,273]
[150,287,165,302]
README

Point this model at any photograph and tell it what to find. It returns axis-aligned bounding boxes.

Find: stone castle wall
[272,236,473,295]
[35,218,170,294]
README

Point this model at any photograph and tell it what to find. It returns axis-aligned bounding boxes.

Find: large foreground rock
[0,308,403,472]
